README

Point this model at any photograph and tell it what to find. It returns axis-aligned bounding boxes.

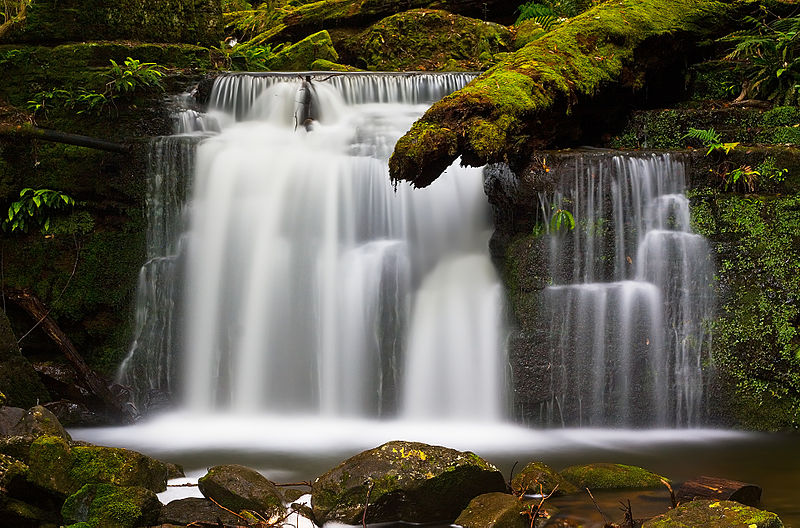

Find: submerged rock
[266,30,339,71]
[198,464,285,518]
[641,499,783,528]
[311,440,506,524]
[159,497,242,526]
[455,492,550,528]
[559,463,667,490]
[61,483,161,528]
[512,461,578,496]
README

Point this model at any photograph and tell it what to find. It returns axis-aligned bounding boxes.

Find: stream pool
[71,415,800,527]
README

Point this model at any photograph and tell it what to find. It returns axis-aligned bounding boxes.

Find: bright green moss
[559,463,668,489]
[642,499,784,528]
[61,483,161,528]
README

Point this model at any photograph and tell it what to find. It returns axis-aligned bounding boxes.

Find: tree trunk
[0,124,129,154]
[676,476,762,507]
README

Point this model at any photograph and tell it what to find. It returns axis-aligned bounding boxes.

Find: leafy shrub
[106,57,164,95]
[3,188,76,234]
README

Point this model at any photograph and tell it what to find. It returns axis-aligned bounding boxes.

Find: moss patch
[61,483,161,528]
[266,30,338,71]
[559,463,667,490]
[642,499,783,528]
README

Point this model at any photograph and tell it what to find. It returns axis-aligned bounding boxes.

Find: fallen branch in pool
[586,487,613,526]
[660,478,677,508]
[276,481,312,487]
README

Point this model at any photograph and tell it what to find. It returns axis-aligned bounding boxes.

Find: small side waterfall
[119,73,506,421]
[539,154,715,427]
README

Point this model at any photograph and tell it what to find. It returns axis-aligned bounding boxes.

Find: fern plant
[550,208,575,233]
[683,127,738,155]
[721,11,800,105]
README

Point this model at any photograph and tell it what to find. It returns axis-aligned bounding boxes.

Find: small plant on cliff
[106,57,164,95]
[3,188,76,234]
[550,207,575,233]
[683,127,738,155]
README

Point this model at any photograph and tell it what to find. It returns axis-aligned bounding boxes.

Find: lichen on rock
[197,464,285,518]
[311,440,506,524]
[642,499,784,528]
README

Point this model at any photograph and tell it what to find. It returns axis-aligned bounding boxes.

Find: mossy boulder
[0,452,29,488]
[266,30,338,71]
[311,440,506,524]
[642,500,783,528]
[355,9,511,71]
[559,463,667,490]
[197,464,285,518]
[511,461,578,496]
[388,0,755,187]
[455,492,546,528]
[15,405,70,441]
[27,435,168,496]
[512,20,547,50]
[61,483,161,528]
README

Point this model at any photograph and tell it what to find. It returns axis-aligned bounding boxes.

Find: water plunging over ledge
[118,72,506,421]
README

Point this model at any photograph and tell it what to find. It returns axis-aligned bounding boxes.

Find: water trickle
[539,154,715,427]
[119,73,506,421]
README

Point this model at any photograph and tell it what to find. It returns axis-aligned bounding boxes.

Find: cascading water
[118,73,506,421]
[539,154,715,427]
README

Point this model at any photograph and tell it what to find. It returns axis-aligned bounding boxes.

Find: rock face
[511,461,578,496]
[0,310,51,409]
[198,464,285,517]
[27,435,169,496]
[266,30,339,71]
[455,492,537,528]
[61,483,161,528]
[388,0,755,187]
[311,440,506,524]
[354,9,511,71]
[641,499,783,528]
[159,497,243,526]
[559,463,667,490]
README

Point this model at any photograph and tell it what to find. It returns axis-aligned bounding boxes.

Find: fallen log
[388,0,758,188]
[0,124,129,154]
[5,288,135,423]
[676,476,762,507]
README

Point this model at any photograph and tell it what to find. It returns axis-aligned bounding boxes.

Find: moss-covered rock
[389,0,755,187]
[511,461,578,496]
[311,440,506,524]
[27,435,168,496]
[455,492,545,528]
[4,0,223,46]
[61,483,161,528]
[266,30,338,71]
[311,58,364,72]
[15,405,70,441]
[512,20,547,50]
[197,464,285,518]
[690,189,800,429]
[354,9,511,71]
[559,463,667,490]
[642,499,783,528]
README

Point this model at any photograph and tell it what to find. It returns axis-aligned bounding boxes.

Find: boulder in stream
[159,497,243,526]
[511,461,578,496]
[311,440,506,524]
[198,464,285,519]
[559,463,667,490]
[61,483,161,528]
[642,499,783,528]
[455,491,552,528]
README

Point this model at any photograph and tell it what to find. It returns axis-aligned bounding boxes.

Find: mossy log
[388,0,757,187]
[0,125,129,154]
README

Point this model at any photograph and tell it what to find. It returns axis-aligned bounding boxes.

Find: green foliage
[226,42,284,71]
[516,0,596,24]
[723,164,759,192]
[762,105,800,127]
[550,207,575,233]
[106,57,164,95]
[770,126,800,145]
[27,88,110,116]
[756,156,788,187]
[682,127,739,155]
[721,9,800,105]
[3,188,76,234]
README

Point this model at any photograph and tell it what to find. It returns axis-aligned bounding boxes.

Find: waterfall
[118,73,506,421]
[539,154,715,427]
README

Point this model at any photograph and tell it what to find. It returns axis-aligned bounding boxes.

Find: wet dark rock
[311,440,506,524]
[15,405,71,441]
[159,497,243,525]
[43,400,105,428]
[641,499,783,528]
[165,462,185,479]
[34,362,91,402]
[0,493,61,528]
[198,464,285,517]
[511,461,579,496]
[0,406,26,435]
[61,483,162,528]
[559,463,667,490]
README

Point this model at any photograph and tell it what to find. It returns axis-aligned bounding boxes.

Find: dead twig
[586,487,613,526]
[660,478,677,508]
[362,480,374,528]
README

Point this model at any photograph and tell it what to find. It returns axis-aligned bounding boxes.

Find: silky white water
[118,73,506,421]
